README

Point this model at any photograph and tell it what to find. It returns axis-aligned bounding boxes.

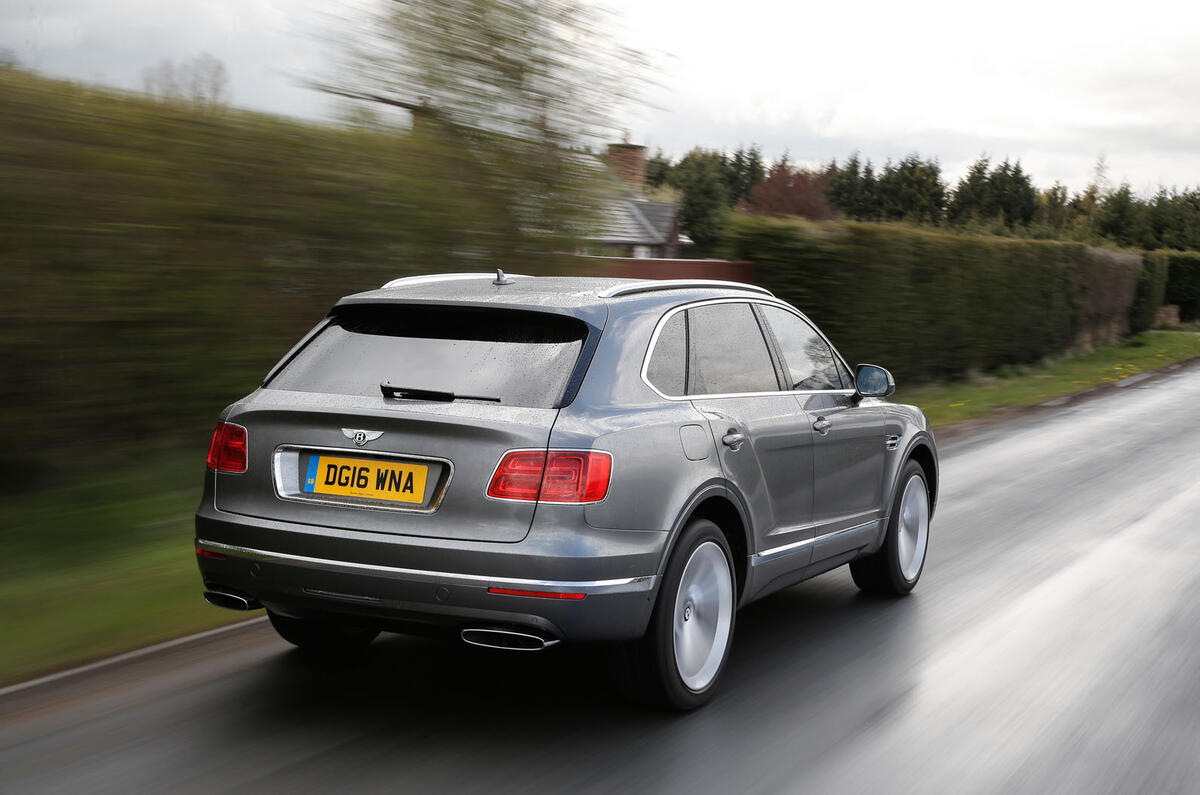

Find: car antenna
[493,267,515,286]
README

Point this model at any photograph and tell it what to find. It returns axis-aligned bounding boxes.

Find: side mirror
[855,364,895,398]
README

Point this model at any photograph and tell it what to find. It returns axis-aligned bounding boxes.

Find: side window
[646,311,686,396]
[687,303,779,395]
[760,305,844,391]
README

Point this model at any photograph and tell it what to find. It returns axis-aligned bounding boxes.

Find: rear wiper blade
[380,383,501,403]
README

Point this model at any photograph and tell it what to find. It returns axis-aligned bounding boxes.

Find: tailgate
[215,389,555,543]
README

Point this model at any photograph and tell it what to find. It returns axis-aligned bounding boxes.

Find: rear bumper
[195,506,663,642]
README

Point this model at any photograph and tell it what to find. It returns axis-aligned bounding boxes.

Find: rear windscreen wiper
[380,383,501,403]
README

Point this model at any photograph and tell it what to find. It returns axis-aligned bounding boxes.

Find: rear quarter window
[645,311,686,396]
[267,305,589,409]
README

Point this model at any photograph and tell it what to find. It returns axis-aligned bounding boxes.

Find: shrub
[721,215,1141,382]
[1163,250,1200,322]
[1130,252,1169,333]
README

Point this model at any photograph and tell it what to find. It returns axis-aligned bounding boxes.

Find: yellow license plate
[304,455,429,504]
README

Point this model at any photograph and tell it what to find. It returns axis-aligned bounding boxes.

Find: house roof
[589,198,666,246]
[580,156,677,248]
[638,201,677,241]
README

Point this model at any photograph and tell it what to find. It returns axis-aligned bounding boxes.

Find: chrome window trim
[640,297,859,402]
[599,279,774,299]
[750,519,880,566]
[272,444,454,515]
[381,272,530,289]
[483,447,614,505]
[195,539,658,594]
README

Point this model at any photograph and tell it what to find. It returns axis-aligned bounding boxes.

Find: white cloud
[609,0,1200,190]
[4,0,1200,191]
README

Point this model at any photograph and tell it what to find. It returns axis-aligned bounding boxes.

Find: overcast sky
[4,0,1199,193]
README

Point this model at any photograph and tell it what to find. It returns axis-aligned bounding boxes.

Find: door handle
[721,429,746,451]
[813,417,832,435]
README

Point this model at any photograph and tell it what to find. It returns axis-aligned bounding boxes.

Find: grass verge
[0,449,244,688]
[896,331,1200,427]
[2,331,1199,687]
[0,534,246,687]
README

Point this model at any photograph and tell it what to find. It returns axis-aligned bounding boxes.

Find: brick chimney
[605,142,647,196]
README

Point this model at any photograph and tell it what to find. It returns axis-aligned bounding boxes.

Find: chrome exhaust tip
[461,628,559,651]
[204,590,262,611]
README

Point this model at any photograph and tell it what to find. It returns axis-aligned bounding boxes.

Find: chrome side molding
[751,519,881,566]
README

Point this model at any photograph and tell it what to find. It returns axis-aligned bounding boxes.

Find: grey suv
[196,274,937,709]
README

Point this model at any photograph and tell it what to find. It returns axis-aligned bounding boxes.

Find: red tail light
[487,450,612,503]
[206,422,247,473]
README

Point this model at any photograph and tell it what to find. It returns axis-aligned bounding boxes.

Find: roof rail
[598,279,774,299]
[381,272,530,289]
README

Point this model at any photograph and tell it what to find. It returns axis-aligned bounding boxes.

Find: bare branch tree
[142,53,230,109]
[318,0,650,268]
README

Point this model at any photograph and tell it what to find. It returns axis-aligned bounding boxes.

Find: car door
[682,301,816,566]
[757,305,885,561]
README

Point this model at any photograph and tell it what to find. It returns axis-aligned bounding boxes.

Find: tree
[858,160,880,220]
[946,157,1037,228]
[946,156,992,223]
[877,154,946,223]
[1148,188,1200,251]
[723,144,765,206]
[325,0,647,268]
[670,148,728,255]
[990,160,1038,227]
[1097,184,1151,248]
[646,149,672,189]
[828,153,860,216]
[142,53,229,107]
[747,155,835,220]
[1036,183,1070,236]
[828,153,882,220]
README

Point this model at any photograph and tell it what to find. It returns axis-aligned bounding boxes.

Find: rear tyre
[624,518,736,710]
[850,460,930,596]
[267,610,379,655]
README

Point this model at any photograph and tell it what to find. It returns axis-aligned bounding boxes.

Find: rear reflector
[196,546,227,560]
[487,450,612,503]
[206,422,247,473]
[488,587,586,600]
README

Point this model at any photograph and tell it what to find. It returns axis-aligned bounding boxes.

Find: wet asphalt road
[3,363,1200,794]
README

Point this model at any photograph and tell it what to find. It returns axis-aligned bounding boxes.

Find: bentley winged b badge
[342,428,384,447]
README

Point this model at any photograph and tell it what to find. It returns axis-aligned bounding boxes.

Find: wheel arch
[658,482,752,603]
[905,439,938,516]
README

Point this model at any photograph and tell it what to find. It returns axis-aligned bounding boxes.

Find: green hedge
[1163,250,1200,321]
[721,215,1142,382]
[0,68,586,489]
[1130,252,1169,333]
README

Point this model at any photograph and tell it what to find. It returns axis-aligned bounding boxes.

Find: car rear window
[267,305,589,409]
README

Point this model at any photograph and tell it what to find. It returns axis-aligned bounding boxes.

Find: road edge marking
[0,615,269,699]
